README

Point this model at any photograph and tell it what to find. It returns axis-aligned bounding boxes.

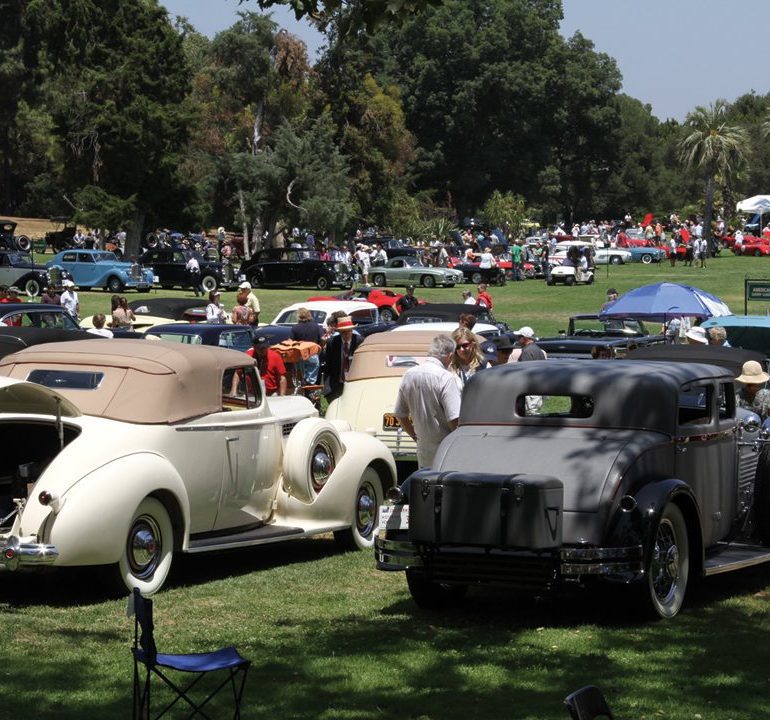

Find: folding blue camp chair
[564,685,615,720]
[130,588,250,719]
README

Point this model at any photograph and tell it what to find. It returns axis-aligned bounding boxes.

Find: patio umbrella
[599,282,731,320]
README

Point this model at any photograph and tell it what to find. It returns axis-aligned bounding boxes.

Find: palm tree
[678,100,748,248]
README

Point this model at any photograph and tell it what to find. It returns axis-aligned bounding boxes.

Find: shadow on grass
[0,535,343,609]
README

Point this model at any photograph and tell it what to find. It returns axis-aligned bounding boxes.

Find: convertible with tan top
[0,340,396,594]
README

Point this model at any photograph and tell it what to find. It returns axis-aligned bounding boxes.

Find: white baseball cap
[514,326,536,339]
[239,281,252,289]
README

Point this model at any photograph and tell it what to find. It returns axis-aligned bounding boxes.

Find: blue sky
[160,0,770,121]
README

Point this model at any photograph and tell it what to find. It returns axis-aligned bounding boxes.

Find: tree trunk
[237,186,251,261]
[252,100,264,155]
[126,210,145,260]
[704,173,715,247]
[251,218,263,255]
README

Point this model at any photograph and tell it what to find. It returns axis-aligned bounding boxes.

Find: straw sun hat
[736,360,770,385]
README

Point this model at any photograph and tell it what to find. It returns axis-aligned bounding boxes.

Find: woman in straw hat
[736,360,770,419]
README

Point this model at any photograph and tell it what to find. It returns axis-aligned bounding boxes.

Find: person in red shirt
[476,283,493,310]
[247,335,287,396]
[0,286,11,303]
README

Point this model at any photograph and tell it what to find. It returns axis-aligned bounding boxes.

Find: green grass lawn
[64,252,770,336]
[3,253,770,719]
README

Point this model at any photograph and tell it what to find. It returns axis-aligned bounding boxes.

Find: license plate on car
[382,412,401,430]
[379,504,409,531]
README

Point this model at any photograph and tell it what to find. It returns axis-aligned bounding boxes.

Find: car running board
[703,543,770,576]
[187,524,304,553]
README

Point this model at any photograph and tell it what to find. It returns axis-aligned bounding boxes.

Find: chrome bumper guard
[0,536,59,571]
[376,534,643,577]
[560,545,643,576]
[375,535,422,570]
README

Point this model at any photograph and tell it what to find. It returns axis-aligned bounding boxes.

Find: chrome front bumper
[0,536,59,570]
[376,533,643,577]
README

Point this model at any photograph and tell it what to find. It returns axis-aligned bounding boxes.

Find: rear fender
[24,453,190,567]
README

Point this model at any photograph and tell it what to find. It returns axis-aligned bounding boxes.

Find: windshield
[571,317,646,336]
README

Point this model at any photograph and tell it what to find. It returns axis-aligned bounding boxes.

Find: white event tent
[737,195,770,233]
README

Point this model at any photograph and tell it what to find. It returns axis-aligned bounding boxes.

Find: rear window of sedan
[516,394,594,418]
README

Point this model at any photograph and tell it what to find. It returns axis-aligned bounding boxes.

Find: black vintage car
[239,248,354,290]
[537,314,666,358]
[377,346,770,619]
[0,220,32,252]
[138,248,236,292]
[379,237,419,259]
[144,323,256,352]
[44,217,78,253]
[0,251,56,297]
[451,260,506,286]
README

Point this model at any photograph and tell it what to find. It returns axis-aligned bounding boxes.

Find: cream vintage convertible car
[0,339,396,594]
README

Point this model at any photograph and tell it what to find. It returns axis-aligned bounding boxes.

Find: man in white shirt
[185,253,202,297]
[60,280,79,320]
[394,334,461,468]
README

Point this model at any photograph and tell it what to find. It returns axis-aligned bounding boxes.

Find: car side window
[62,252,77,262]
[173,252,185,263]
[718,382,735,421]
[77,253,94,263]
[678,383,712,426]
[223,366,263,409]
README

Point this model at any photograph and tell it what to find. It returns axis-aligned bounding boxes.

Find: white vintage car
[0,339,396,594]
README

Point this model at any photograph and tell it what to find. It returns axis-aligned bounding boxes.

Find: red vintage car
[733,236,770,256]
[307,287,424,322]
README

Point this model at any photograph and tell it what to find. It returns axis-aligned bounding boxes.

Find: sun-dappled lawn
[3,541,770,719]
[4,251,770,719]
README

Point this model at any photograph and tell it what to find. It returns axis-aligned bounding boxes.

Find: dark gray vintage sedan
[376,349,770,618]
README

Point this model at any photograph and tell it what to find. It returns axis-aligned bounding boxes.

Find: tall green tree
[348,0,622,221]
[246,0,445,34]
[231,115,353,246]
[36,0,197,254]
[679,100,748,245]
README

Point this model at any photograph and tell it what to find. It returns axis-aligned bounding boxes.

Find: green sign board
[744,278,770,313]
[746,280,770,300]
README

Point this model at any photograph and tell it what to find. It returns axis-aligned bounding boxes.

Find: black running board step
[188,525,304,552]
[703,543,770,576]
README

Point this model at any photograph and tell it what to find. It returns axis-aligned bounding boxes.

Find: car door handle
[226,436,239,443]
[676,445,687,454]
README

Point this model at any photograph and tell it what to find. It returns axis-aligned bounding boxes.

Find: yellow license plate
[382,413,401,430]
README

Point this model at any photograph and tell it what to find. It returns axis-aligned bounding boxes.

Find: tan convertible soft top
[0,339,251,424]
[347,330,452,382]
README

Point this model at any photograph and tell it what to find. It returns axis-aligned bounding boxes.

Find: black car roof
[0,327,96,359]
[128,298,205,320]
